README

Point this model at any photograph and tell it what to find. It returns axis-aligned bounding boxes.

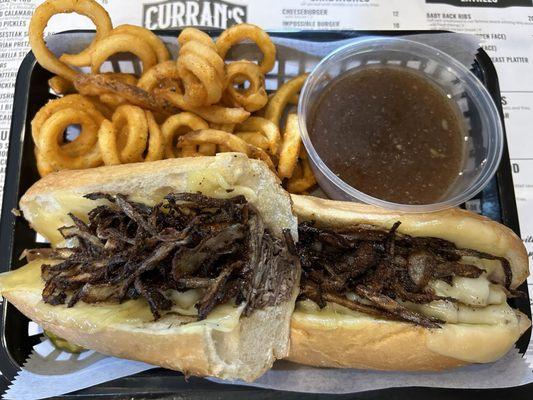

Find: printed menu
[0,0,531,366]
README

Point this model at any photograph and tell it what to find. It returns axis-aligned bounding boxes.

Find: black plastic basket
[0,30,530,398]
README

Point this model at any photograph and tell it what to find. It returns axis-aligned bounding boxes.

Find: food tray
[0,29,530,398]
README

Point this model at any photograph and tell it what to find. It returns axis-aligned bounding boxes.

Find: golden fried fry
[112,105,149,163]
[138,60,180,92]
[176,28,225,106]
[177,129,274,169]
[35,148,55,177]
[144,111,165,162]
[209,123,235,133]
[30,0,112,80]
[85,96,114,119]
[161,112,209,157]
[288,93,299,105]
[32,94,105,154]
[224,61,267,112]
[177,27,214,47]
[90,33,157,75]
[235,132,270,151]
[286,149,317,193]
[111,24,170,63]
[265,74,308,127]
[97,105,159,165]
[38,108,103,169]
[210,123,234,153]
[216,23,276,74]
[277,114,301,179]
[154,88,250,124]
[97,119,120,165]
[235,116,280,155]
[98,111,165,165]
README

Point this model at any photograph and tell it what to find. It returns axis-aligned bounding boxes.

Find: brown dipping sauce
[308,66,465,205]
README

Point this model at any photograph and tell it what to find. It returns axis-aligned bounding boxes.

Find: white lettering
[213,2,227,28]
[158,3,172,29]
[200,1,213,27]
[186,1,200,26]
[171,1,185,27]
[233,7,244,24]
[145,6,158,29]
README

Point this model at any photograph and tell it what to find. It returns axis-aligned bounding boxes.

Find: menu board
[0,0,531,366]
[422,2,533,341]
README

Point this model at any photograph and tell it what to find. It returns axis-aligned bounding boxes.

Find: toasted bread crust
[21,154,297,241]
[288,308,530,370]
[288,195,531,370]
[289,313,464,370]
[4,155,300,381]
[5,289,299,380]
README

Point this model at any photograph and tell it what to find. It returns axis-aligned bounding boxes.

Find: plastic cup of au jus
[298,37,504,213]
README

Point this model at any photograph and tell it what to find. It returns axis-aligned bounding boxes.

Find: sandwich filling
[297,222,521,328]
[30,192,297,320]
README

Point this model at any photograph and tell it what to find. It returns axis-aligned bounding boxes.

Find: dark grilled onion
[37,192,297,320]
[297,221,512,329]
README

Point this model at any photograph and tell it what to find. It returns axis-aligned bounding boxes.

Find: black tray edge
[0,50,38,382]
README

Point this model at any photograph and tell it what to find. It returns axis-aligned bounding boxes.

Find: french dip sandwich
[0,154,300,381]
[0,156,530,379]
[289,195,531,370]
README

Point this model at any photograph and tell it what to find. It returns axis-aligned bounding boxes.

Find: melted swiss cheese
[0,260,244,334]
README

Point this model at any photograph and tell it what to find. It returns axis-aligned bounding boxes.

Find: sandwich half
[0,153,300,381]
[289,195,531,371]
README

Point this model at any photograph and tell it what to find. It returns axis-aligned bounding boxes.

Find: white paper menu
[0,0,531,389]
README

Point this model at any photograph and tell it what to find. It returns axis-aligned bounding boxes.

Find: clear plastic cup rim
[298,36,504,213]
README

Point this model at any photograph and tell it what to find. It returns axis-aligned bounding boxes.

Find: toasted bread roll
[288,195,530,371]
[1,154,300,382]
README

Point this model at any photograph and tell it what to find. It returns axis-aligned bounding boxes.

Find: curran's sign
[143,0,247,29]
